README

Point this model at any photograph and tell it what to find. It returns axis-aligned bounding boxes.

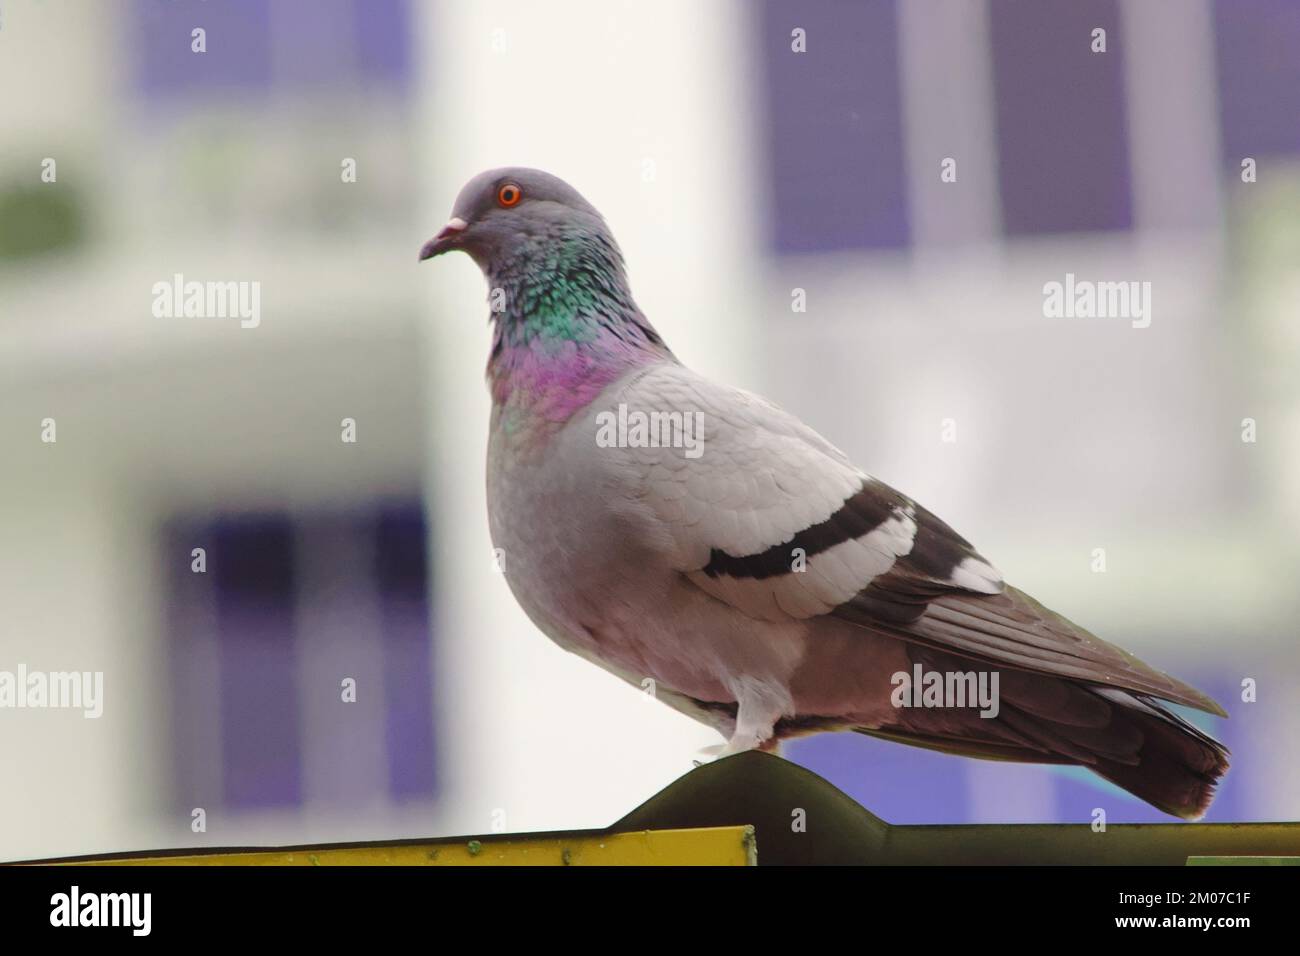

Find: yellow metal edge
[42,825,756,867]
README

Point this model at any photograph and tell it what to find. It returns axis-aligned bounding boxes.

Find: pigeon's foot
[719,728,767,756]
[691,743,727,766]
[692,681,789,765]
[691,734,784,767]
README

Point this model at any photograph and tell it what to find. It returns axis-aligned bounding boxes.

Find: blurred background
[0,0,1297,861]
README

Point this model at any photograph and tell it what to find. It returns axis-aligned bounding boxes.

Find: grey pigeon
[421,167,1229,819]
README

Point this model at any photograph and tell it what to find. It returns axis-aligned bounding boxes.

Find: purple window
[988,0,1133,235]
[374,504,438,799]
[166,504,436,812]
[759,0,911,252]
[211,515,302,808]
[131,0,275,97]
[130,0,411,98]
[1214,0,1300,162]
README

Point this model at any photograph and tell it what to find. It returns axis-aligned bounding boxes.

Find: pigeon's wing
[610,363,1225,717]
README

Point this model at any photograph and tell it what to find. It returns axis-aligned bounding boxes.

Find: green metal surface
[1187,856,1300,866]
[615,752,1300,865]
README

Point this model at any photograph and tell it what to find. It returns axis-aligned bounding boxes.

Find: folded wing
[612,363,1225,717]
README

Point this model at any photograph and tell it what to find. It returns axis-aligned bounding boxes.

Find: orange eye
[497,183,522,207]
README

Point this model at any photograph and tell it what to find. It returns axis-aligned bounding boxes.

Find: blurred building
[0,0,433,859]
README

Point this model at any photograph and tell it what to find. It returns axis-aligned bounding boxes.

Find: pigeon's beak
[419,217,469,261]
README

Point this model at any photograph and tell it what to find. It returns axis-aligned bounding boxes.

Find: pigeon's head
[419,167,611,272]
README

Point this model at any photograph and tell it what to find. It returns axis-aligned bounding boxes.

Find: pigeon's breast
[486,394,667,657]
[484,378,794,703]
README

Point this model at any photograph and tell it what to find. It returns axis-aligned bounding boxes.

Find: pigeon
[421,167,1229,820]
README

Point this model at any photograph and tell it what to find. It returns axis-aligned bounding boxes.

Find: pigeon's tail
[855,670,1229,819]
[1079,692,1229,820]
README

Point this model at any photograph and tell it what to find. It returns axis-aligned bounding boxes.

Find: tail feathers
[858,686,1229,820]
[1083,691,1228,820]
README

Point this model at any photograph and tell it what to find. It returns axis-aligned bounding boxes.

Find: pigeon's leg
[716,680,788,757]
